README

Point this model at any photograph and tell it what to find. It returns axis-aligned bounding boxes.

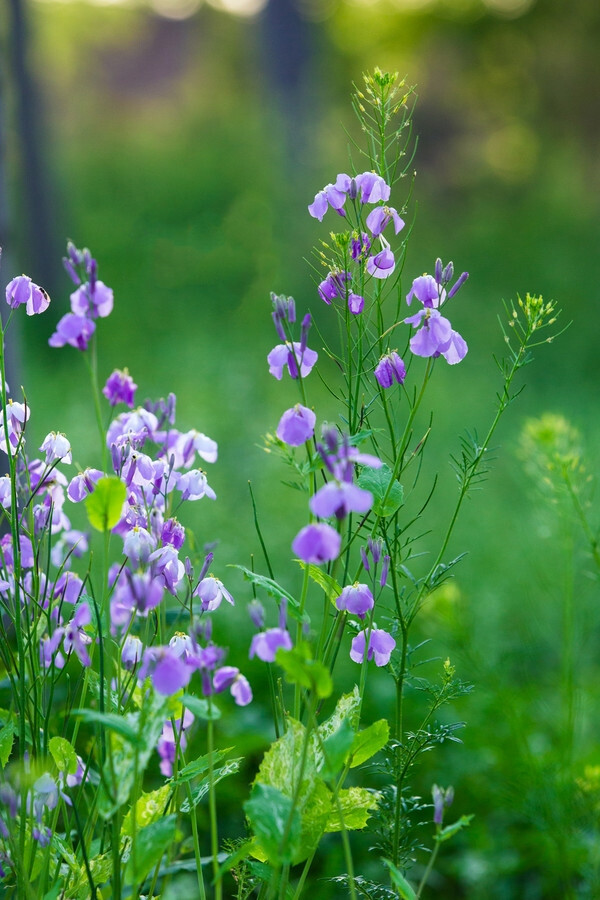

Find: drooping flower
[102,369,137,408]
[348,293,365,315]
[276,405,316,446]
[121,635,143,670]
[350,628,396,666]
[5,275,50,316]
[157,710,194,776]
[374,352,406,388]
[267,341,318,381]
[193,575,234,611]
[366,246,396,279]
[67,468,103,502]
[310,481,373,520]
[123,526,156,566]
[308,182,347,221]
[139,646,192,695]
[249,627,292,662]
[40,432,72,465]
[63,602,93,667]
[176,469,216,502]
[213,666,253,706]
[405,308,468,364]
[70,281,113,319]
[318,270,351,304]
[292,523,341,564]
[335,583,374,619]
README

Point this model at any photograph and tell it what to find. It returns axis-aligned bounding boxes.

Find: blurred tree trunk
[6,0,60,293]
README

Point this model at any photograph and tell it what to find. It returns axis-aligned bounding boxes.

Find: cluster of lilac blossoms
[404,260,469,364]
[49,242,113,350]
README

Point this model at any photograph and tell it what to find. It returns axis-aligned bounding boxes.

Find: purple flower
[336,583,374,619]
[67,468,103,502]
[249,627,292,662]
[157,710,194,776]
[350,232,371,260]
[318,270,351,304]
[350,628,396,666]
[176,469,216,501]
[432,784,454,825]
[310,481,373,520]
[308,182,347,221]
[103,369,137,408]
[366,206,405,237]
[405,308,468,364]
[335,172,391,204]
[162,517,185,550]
[406,274,443,308]
[348,293,365,315]
[213,666,253,706]
[63,602,92,667]
[49,313,95,351]
[139,646,192,695]
[267,341,318,380]
[193,575,234,611]
[292,523,341,564]
[121,635,143,670]
[5,275,50,316]
[276,405,316,446]
[123,526,156,566]
[40,432,72,465]
[366,246,396,279]
[70,281,113,319]
[374,352,406,388]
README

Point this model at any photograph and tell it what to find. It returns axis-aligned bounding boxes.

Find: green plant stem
[207,705,222,900]
[415,838,440,899]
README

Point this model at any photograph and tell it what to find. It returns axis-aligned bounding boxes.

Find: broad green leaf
[437,814,474,842]
[244,783,301,865]
[180,759,242,812]
[383,858,417,899]
[276,643,333,699]
[357,464,404,517]
[321,719,355,780]
[297,562,342,604]
[181,693,221,721]
[0,720,15,768]
[50,832,79,872]
[317,686,361,744]
[49,736,78,775]
[325,787,378,832]
[43,885,63,900]
[125,815,177,885]
[85,475,126,532]
[348,719,390,768]
[122,785,172,837]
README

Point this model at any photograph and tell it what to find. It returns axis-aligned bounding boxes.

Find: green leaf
[172,748,232,784]
[71,709,141,746]
[42,885,63,900]
[437,814,474,843]
[231,566,304,621]
[383,858,417,899]
[125,815,177,885]
[357,464,404,517]
[324,787,378,832]
[181,694,221,721]
[0,720,15,768]
[85,475,126,532]
[321,719,355,780]
[276,643,333,699]
[348,719,389,768]
[317,686,361,744]
[49,736,78,775]
[180,759,242,812]
[297,562,342,604]
[122,785,172,837]
[244,783,301,865]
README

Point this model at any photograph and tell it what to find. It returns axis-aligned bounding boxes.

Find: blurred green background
[1,0,600,896]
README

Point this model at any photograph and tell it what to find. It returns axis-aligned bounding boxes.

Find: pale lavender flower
[40,629,65,670]
[318,271,351,304]
[123,526,156,566]
[335,172,391,204]
[308,182,347,220]
[374,352,406,388]
[67,468,103,502]
[267,341,318,380]
[176,469,216,502]
[350,628,396,666]
[193,575,234,611]
[70,281,113,319]
[0,476,11,509]
[102,369,137,408]
[432,784,454,825]
[406,274,443,308]
[162,518,185,550]
[63,602,92,667]
[336,583,374,619]
[40,432,72,465]
[32,773,59,821]
[5,275,50,315]
[157,710,194,776]
[248,599,265,630]
[249,627,292,662]
[310,481,373,520]
[405,308,468,364]
[292,522,341,563]
[276,405,316,446]
[121,635,143,670]
[139,646,191,695]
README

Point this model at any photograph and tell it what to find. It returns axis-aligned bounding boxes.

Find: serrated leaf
[49,736,78,775]
[357,464,404,517]
[85,475,126,532]
[0,720,15,768]
[297,562,342,604]
[244,783,302,866]
[437,814,474,842]
[172,748,231,785]
[325,787,378,832]
[122,785,172,837]
[181,694,221,721]
[180,759,242,812]
[125,815,177,885]
[318,686,361,744]
[383,858,417,899]
[349,719,389,768]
